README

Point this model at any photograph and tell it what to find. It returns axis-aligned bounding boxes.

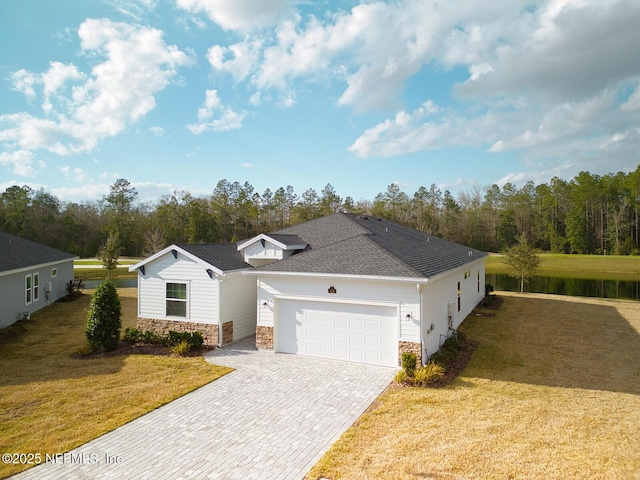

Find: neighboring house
[131,213,487,368]
[0,231,78,329]
[128,244,256,347]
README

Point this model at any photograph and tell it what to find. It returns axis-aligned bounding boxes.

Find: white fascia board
[244,269,430,285]
[128,245,224,276]
[0,257,79,278]
[237,234,305,252]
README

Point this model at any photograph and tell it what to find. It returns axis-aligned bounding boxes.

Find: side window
[51,268,57,278]
[166,282,188,318]
[33,273,40,302]
[25,275,32,305]
[457,281,461,312]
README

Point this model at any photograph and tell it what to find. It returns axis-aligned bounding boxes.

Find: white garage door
[277,300,398,367]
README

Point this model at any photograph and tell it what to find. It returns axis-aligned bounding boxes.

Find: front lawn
[308,293,640,479]
[0,288,232,479]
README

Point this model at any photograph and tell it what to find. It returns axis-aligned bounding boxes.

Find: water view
[486,274,640,300]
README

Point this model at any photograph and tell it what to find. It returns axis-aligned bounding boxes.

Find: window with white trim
[166,282,187,317]
[33,273,40,302]
[51,268,57,277]
[25,275,32,305]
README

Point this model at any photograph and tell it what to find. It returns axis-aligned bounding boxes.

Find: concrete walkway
[12,338,395,480]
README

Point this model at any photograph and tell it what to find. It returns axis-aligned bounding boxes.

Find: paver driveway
[11,337,395,480]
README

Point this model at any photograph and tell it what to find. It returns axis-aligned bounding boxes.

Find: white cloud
[149,126,165,136]
[188,89,246,133]
[241,162,255,168]
[176,0,290,31]
[0,150,37,177]
[0,18,191,177]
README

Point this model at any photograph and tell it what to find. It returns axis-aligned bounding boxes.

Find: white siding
[138,253,219,325]
[256,275,421,343]
[421,259,485,362]
[220,271,257,340]
[0,260,74,328]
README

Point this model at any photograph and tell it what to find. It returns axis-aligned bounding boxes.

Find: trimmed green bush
[401,352,417,376]
[85,281,121,352]
[123,327,144,343]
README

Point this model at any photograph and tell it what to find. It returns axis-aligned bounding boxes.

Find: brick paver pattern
[11,337,395,479]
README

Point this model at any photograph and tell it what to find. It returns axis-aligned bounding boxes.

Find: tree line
[2,166,640,258]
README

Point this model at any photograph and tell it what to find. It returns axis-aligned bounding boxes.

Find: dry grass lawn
[308,292,640,480]
[0,288,232,479]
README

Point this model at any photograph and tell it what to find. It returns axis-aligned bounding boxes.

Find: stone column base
[398,340,422,366]
[256,325,273,349]
[222,321,233,345]
[137,318,219,347]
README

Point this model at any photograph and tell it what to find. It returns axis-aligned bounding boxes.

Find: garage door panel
[277,300,398,367]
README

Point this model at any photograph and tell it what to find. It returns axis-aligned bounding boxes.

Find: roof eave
[244,269,430,284]
[0,256,79,278]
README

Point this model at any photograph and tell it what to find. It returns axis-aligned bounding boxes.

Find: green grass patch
[74,267,137,281]
[0,288,232,478]
[486,253,640,279]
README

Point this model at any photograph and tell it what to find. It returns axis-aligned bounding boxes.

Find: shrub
[142,330,165,345]
[85,281,121,352]
[395,369,408,384]
[431,333,466,367]
[413,363,445,386]
[401,352,417,376]
[123,327,144,343]
[167,331,204,350]
[171,340,191,356]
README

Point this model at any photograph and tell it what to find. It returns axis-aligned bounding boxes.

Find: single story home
[0,231,78,328]
[130,213,486,367]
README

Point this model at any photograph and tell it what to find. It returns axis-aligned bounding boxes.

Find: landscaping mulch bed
[73,342,211,359]
[428,338,478,388]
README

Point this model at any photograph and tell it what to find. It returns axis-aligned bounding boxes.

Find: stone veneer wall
[398,340,422,367]
[256,325,273,349]
[137,318,219,347]
[221,321,233,345]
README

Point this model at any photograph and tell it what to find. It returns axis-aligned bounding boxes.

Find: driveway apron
[11,337,395,480]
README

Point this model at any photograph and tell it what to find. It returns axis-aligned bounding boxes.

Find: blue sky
[1,0,640,203]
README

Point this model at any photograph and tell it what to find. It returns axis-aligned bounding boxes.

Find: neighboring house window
[51,268,57,277]
[166,283,187,317]
[33,273,39,302]
[25,275,32,305]
[457,281,461,312]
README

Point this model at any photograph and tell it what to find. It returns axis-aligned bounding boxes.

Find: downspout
[217,275,224,348]
[418,283,424,366]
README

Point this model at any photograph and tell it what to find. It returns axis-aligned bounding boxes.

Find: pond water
[82,278,138,289]
[486,274,640,300]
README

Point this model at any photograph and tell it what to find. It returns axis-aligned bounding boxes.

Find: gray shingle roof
[264,234,307,247]
[177,243,251,272]
[258,213,486,278]
[0,231,77,274]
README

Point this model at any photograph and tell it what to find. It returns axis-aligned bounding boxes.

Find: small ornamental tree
[86,280,121,352]
[97,231,121,280]
[502,234,541,293]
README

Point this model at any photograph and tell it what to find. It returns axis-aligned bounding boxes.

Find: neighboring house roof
[257,213,487,278]
[0,231,77,275]
[177,243,252,272]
